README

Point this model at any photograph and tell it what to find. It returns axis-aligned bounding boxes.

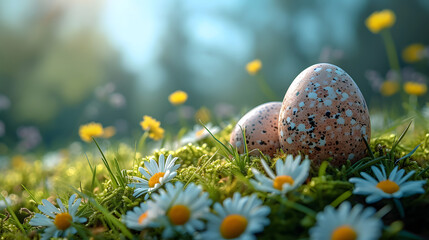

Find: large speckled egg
[278,63,370,166]
[230,102,282,156]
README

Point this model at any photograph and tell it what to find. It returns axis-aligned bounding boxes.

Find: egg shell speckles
[278,63,370,166]
[230,102,282,157]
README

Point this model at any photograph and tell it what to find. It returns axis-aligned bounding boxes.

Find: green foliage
[1,118,429,239]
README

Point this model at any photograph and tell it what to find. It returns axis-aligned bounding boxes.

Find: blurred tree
[0,0,137,148]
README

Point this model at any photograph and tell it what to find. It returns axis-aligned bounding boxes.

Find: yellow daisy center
[195,129,206,137]
[376,180,399,194]
[54,212,72,230]
[138,212,148,224]
[220,214,248,239]
[331,225,357,240]
[148,172,165,188]
[273,175,294,190]
[168,205,191,225]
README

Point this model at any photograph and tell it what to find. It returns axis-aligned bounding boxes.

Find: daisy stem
[318,161,329,177]
[393,198,405,218]
[137,131,149,153]
[330,191,352,208]
[381,29,401,80]
[277,196,317,218]
[380,29,408,107]
[409,94,417,111]
[374,204,392,219]
[177,106,187,129]
[408,95,417,130]
[256,74,279,101]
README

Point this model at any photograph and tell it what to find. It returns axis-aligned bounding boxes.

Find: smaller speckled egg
[230,102,282,156]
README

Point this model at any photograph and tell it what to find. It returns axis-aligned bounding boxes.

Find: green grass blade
[21,184,40,205]
[362,136,374,159]
[93,138,119,187]
[185,151,218,188]
[1,194,25,233]
[347,155,386,176]
[417,164,429,177]
[373,116,413,138]
[349,157,371,172]
[113,158,126,188]
[85,153,98,192]
[200,121,233,157]
[239,125,249,159]
[390,121,413,159]
[70,187,133,239]
[395,144,420,165]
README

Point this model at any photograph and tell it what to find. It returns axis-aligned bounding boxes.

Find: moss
[1,119,429,239]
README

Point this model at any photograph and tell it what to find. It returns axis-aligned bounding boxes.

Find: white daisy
[128,154,180,200]
[181,123,220,144]
[250,155,310,195]
[123,202,160,231]
[349,164,426,203]
[148,181,212,238]
[200,192,270,240]
[309,201,382,240]
[29,194,87,240]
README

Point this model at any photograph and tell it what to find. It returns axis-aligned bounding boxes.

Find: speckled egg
[278,63,370,165]
[230,102,282,156]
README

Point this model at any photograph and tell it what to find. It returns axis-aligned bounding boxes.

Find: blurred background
[1,0,429,154]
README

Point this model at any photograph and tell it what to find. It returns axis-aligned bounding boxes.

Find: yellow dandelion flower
[365,9,396,34]
[195,107,211,124]
[404,82,427,96]
[79,122,104,142]
[140,115,165,141]
[11,155,26,169]
[149,126,164,141]
[402,44,425,63]
[140,115,160,130]
[246,59,262,75]
[169,90,188,106]
[380,80,399,96]
[102,126,116,139]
